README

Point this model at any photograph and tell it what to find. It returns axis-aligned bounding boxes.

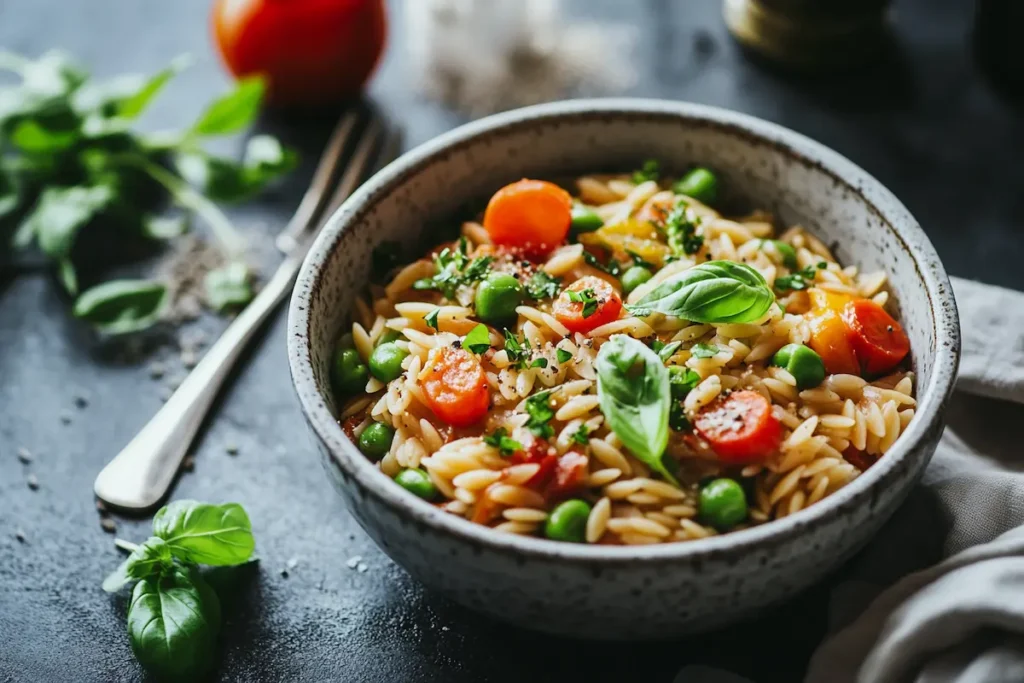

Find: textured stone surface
[0,0,1018,681]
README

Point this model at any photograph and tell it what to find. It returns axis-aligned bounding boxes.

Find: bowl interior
[290,99,958,558]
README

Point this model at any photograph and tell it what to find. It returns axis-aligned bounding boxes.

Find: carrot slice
[421,347,490,427]
[842,299,910,375]
[482,179,572,258]
[693,390,782,464]
[552,276,623,334]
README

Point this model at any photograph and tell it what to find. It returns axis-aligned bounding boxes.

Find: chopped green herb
[626,250,656,269]
[503,329,529,369]
[668,366,701,398]
[556,348,573,364]
[483,428,523,457]
[530,357,549,369]
[662,200,704,256]
[571,424,590,446]
[461,323,491,354]
[690,343,719,359]
[582,249,622,277]
[567,288,599,318]
[525,270,562,300]
[656,341,682,362]
[775,262,827,292]
[524,391,555,439]
[413,242,493,299]
[424,309,440,330]
[632,159,660,184]
[669,402,691,432]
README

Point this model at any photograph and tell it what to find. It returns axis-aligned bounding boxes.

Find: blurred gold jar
[724,0,893,71]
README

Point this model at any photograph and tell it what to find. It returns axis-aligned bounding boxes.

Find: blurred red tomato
[212,0,387,106]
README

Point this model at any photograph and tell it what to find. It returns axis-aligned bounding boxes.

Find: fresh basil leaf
[462,323,491,354]
[102,537,174,593]
[424,308,440,330]
[22,184,114,271]
[596,335,676,485]
[204,261,252,311]
[73,279,167,334]
[524,390,555,439]
[483,428,523,456]
[556,348,573,364]
[668,366,701,399]
[567,287,598,318]
[175,135,297,202]
[626,260,774,324]
[152,500,255,566]
[656,341,682,362]
[143,215,188,240]
[127,567,219,682]
[530,357,548,369]
[190,76,265,137]
[525,270,561,300]
[9,119,78,152]
[690,343,719,359]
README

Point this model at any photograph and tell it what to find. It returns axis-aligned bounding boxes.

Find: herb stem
[115,538,140,554]
[120,154,246,256]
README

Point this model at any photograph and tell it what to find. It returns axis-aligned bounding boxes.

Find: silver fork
[94,107,396,510]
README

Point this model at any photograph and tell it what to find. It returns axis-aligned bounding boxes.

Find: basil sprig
[626,261,774,323]
[596,336,677,485]
[103,500,256,682]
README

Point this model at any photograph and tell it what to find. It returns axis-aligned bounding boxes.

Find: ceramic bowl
[287,99,959,639]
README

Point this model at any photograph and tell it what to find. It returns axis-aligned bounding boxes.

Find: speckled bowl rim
[288,98,960,565]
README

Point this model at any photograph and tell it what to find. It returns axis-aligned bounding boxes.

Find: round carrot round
[482,179,572,257]
[552,276,623,334]
[842,299,910,375]
[693,390,782,464]
[422,346,490,427]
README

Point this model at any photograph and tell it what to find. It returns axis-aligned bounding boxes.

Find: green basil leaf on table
[175,135,297,202]
[596,335,676,485]
[73,279,168,334]
[102,537,174,593]
[189,76,265,137]
[626,260,774,323]
[152,500,255,566]
[461,323,491,354]
[204,261,253,311]
[127,567,219,683]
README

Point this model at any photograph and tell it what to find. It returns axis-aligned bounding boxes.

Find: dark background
[1,0,1020,682]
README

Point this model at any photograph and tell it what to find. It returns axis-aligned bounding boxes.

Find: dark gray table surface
[2,0,1020,681]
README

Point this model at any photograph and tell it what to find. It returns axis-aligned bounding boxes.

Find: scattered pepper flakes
[225,444,239,456]
[16,447,32,464]
[100,518,117,534]
[74,394,89,409]
[15,529,26,543]
[279,568,290,578]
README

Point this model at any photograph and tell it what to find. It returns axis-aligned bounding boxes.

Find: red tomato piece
[509,436,558,489]
[212,0,387,106]
[421,347,490,427]
[807,309,861,376]
[842,299,911,376]
[482,179,572,257]
[545,451,589,501]
[842,445,877,472]
[693,390,783,464]
[552,276,623,335]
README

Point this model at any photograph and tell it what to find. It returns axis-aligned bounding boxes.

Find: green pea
[544,499,591,543]
[699,478,748,530]
[395,468,439,501]
[761,240,798,269]
[674,167,718,204]
[474,272,524,324]
[369,342,409,382]
[570,203,604,237]
[358,422,394,461]
[772,343,826,389]
[331,347,368,396]
[620,265,653,294]
[376,329,402,346]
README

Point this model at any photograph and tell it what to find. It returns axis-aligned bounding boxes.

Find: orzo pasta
[331,163,914,545]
